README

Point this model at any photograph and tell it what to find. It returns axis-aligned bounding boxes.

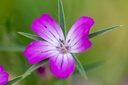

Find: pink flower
[0,65,9,85]
[36,65,52,79]
[24,14,95,78]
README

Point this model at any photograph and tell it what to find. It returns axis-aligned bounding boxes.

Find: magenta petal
[66,16,94,42]
[66,16,95,41]
[24,40,59,64]
[0,65,9,85]
[0,66,4,73]
[31,14,65,46]
[70,34,92,53]
[50,53,75,78]
[66,16,94,53]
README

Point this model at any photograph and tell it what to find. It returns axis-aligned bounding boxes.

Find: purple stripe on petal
[67,23,87,46]
[70,35,92,53]
[24,40,59,64]
[31,14,65,46]
[50,53,75,78]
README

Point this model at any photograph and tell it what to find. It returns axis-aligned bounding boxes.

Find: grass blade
[58,0,66,36]
[72,54,88,79]
[89,25,122,39]
[74,61,104,74]
[6,59,48,85]
[6,76,22,85]
[18,32,43,40]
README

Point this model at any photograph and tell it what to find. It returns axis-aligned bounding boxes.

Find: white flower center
[56,39,70,54]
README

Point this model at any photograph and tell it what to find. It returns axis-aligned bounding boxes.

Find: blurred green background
[0,0,127,85]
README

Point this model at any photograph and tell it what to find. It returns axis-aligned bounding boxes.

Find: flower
[36,65,52,79]
[0,65,9,85]
[24,14,95,78]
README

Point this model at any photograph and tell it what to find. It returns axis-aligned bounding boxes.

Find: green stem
[72,54,88,80]
[6,59,48,85]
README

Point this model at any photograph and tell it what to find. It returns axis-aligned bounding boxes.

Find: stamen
[67,39,70,43]
[62,49,67,53]
[56,47,60,49]
[59,38,64,44]
[57,39,70,53]
[65,46,69,50]
[60,44,63,47]
[59,38,61,41]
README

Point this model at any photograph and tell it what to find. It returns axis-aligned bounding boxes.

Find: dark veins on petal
[60,55,64,70]
[70,34,83,47]
[44,25,60,43]
[44,25,47,28]
[59,38,64,44]
[41,49,55,53]
[40,25,58,45]
[67,39,71,43]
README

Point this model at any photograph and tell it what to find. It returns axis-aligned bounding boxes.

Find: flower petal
[70,34,92,53]
[31,14,65,46]
[50,53,75,78]
[0,72,9,85]
[0,65,4,73]
[24,40,59,64]
[66,16,94,53]
[66,16,95,41]
[0,65,9,85]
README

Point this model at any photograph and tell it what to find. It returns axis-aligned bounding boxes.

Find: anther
[60,44,63,47]
[59,38,64,44]
[67,39,70,43]
[56,47,60,49]
[65,46,69,50]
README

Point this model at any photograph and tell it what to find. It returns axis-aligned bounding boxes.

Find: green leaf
[18,32,43,40]
[89,25,123,39]
[74,61,104,74]
[6,59,49,85]
[0,44,25,52]
[58,0,66,36]
[22,59,48,78]
[72,54,88,79]
[6,76,22,85]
